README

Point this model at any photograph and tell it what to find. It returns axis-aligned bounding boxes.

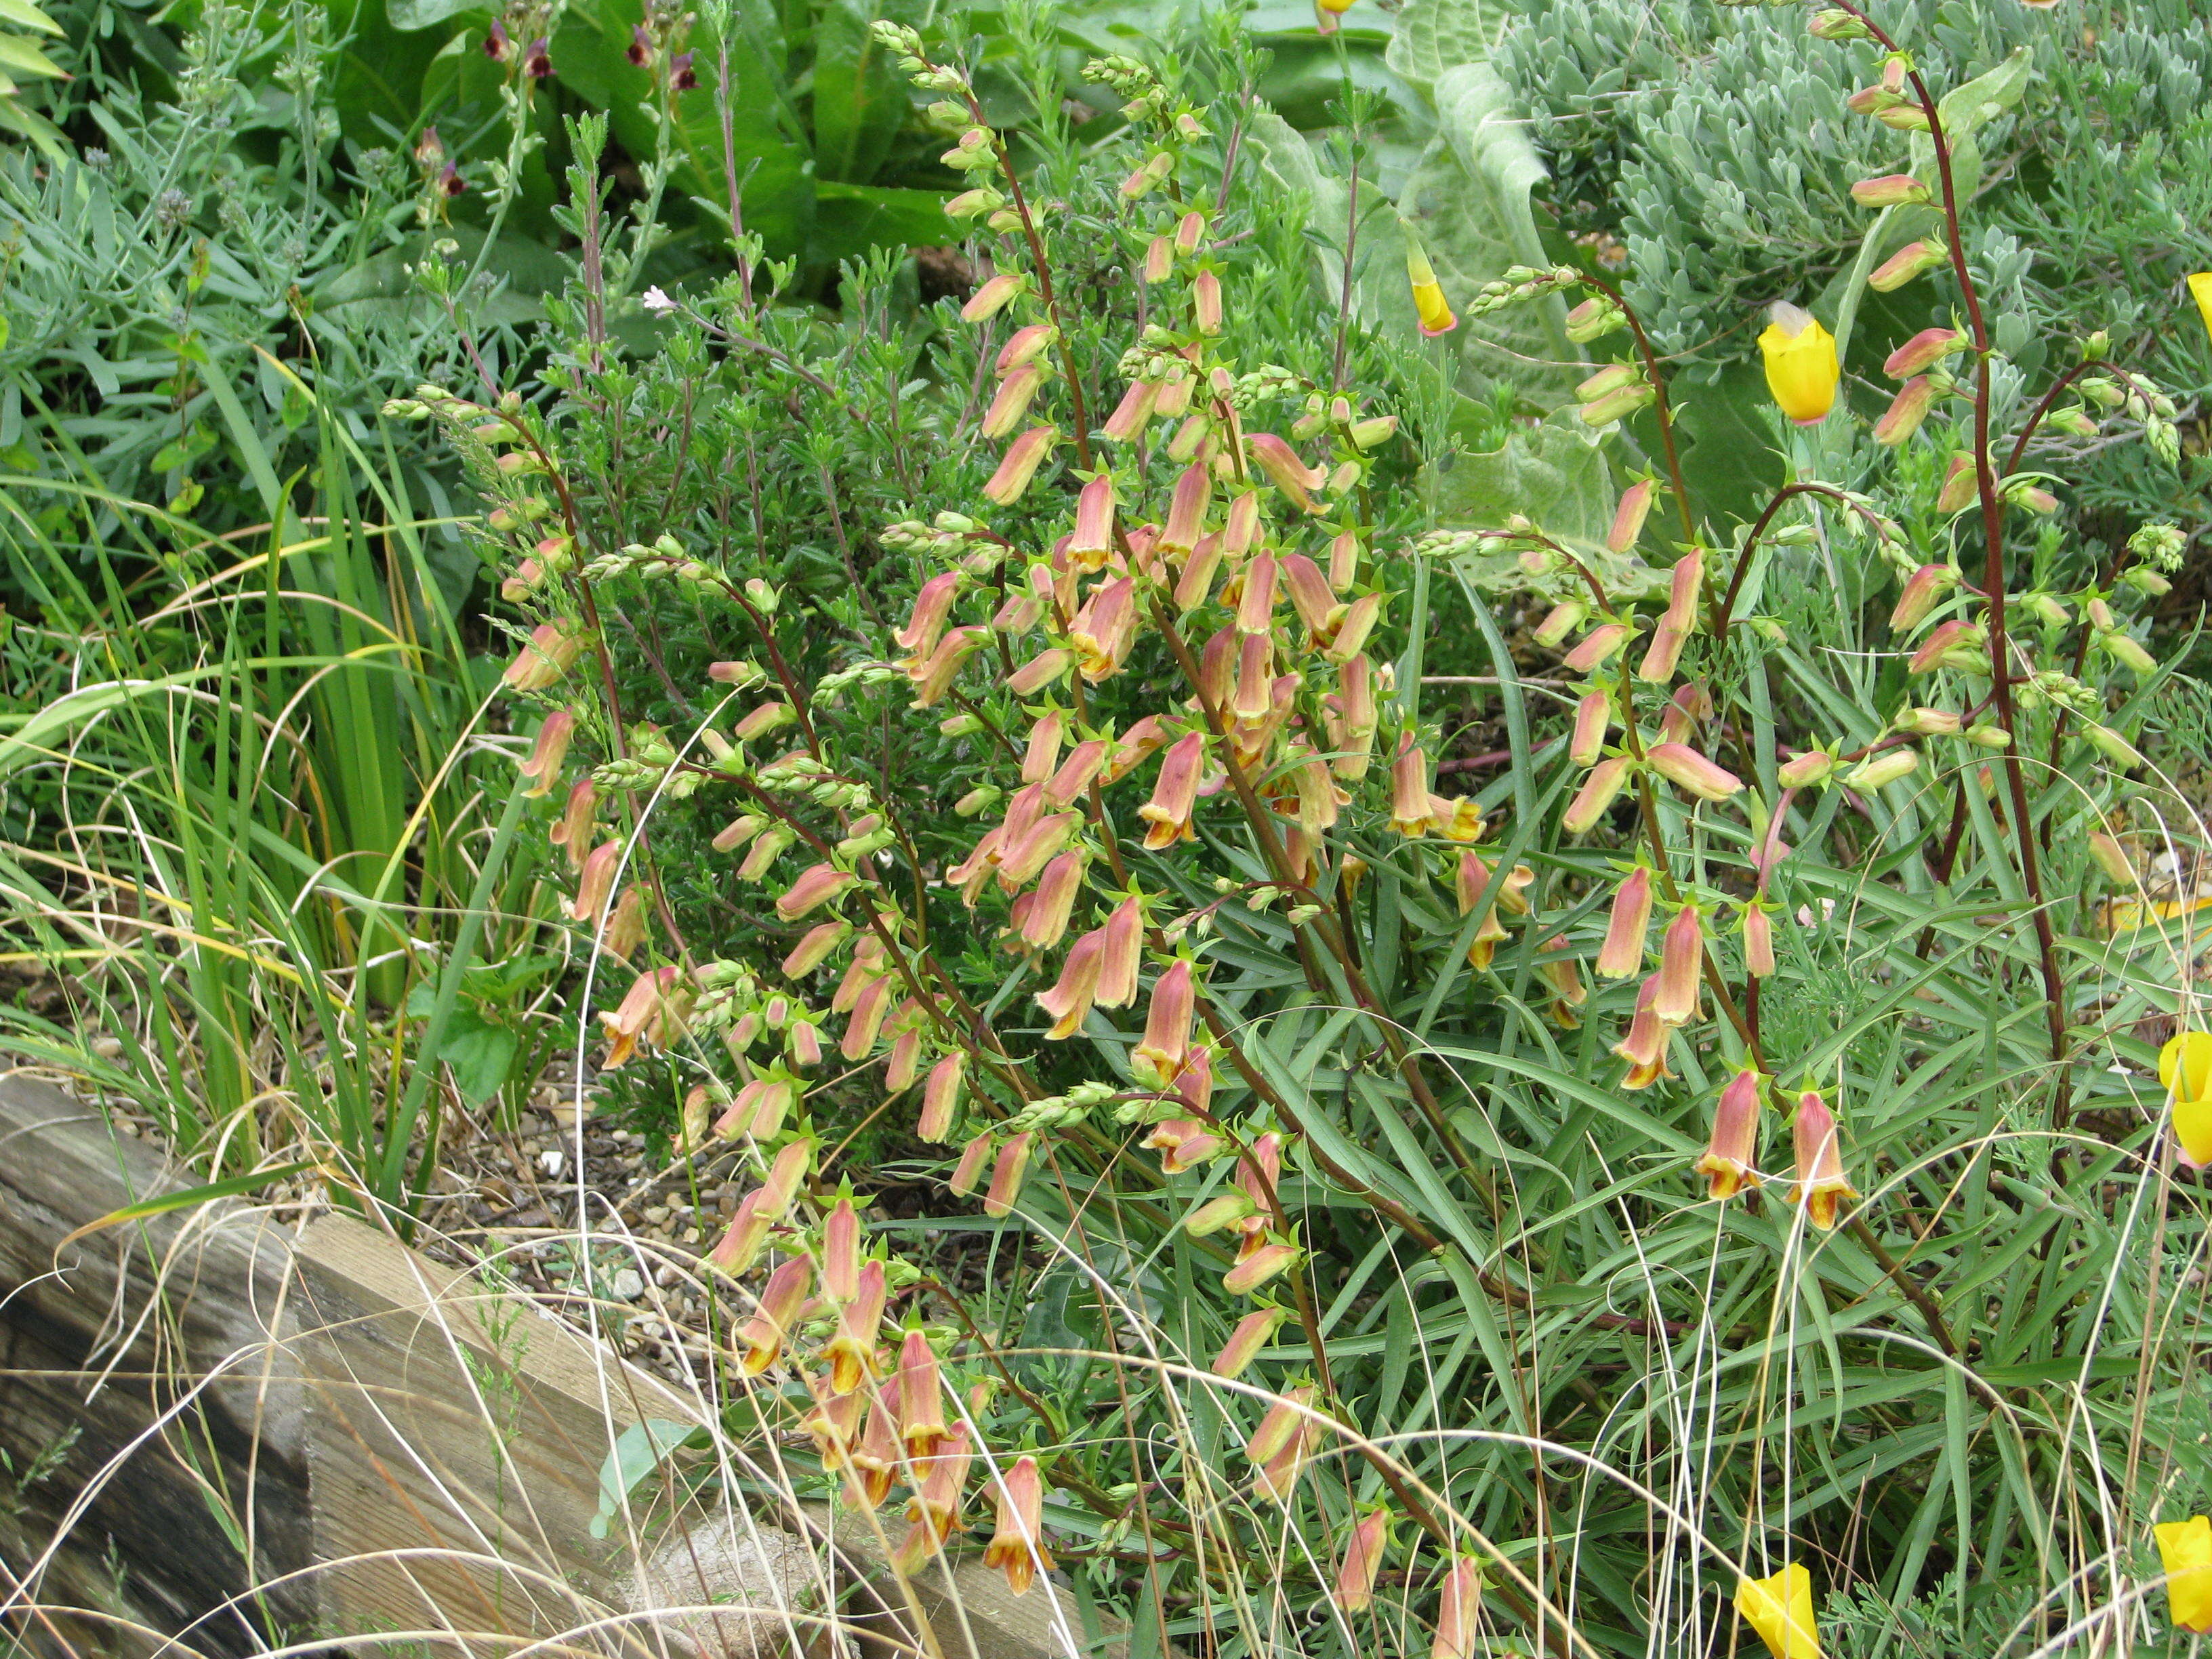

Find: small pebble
[539,1149,565,1179]
[611,1268,647,1301]
[644,1205,670,1224]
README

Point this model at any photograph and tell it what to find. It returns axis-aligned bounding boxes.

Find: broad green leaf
[1382,0,1502,96]
[1430,411,1627,577]
[591,1418,701,1538]
[433,1009,518,1107]
[811,0,905,186]
[386,0,485,31]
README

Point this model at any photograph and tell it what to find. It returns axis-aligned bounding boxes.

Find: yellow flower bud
[1406,239,1455,337]
[1757,302,1839,426]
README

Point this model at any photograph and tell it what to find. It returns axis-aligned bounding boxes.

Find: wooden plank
[0,1076,1090,1659]
[0,1075,315,1658]
[288,1210,692,1650]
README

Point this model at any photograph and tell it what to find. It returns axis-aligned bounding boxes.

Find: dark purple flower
[523,35,552,77]
[626,22,652,65]
[483,17,512,58]
[440,161,466,197]
[668,50,695,90]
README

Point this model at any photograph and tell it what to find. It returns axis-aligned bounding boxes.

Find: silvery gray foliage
[1492,0,2211,376]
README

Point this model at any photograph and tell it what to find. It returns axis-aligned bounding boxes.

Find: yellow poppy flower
[2160,1032,2212,1169]
[2156,1515,2212,1632]
[2191,274,2212,347]
[1758,302,1839,426]
[1406,241,1455,337]
[1735,1563,1821,1659]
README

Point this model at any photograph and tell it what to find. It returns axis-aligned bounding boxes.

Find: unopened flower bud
[1936,455,1979,514]
[1532,600,1586,650]
[1777,749,1836,788]
[1562,756,1633,835]
[1889,564,1959,631]
[2083,724,2144,768]
[1850,172,1931,207]
[2098,630,2158,675]
[1885,327,1967,380]
[1645,742,1744,802]
[1893,707,1962,737]
[1809,7,1872,39]
[1844,747,1919,791]
[1870,239,1946,291]
[1873,376,1936,447]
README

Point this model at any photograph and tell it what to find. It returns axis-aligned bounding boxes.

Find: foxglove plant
[395,4,2212,1653]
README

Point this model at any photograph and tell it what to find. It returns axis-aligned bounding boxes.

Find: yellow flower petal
[1757,308,1839,427]
[1735,1563,1822,1659]
[2190,274,2212,348]
[2160,1031,2212,1103]
[2158,1516,2212,1633]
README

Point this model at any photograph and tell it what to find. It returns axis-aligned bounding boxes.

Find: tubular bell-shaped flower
[1433,1556,1484,1659]
[1653,904,1704,1026]
[983,1456,1054,1595]
[1405,237,1455,336]
[1139,732,1205,849]
[1696,1069,1763,1200]
[1598,867,1654,979]
[984,1131,1034,1216]
[1389,733,1431,836]
[1788,1091,1858,1230]
[896,1327,947,1454]
[1212,1305,1289,1378]
[1036,931,1105,1039]
[1332,1507,1391,1612]
[1613,975,1675,1090]
[1133,960,1195,1088]
[735,1257,811,1374]
[823,1258,886,1394]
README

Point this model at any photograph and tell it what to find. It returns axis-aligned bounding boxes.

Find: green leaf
[0,0,62,37]
[62,1163,321,1248]
[1382,0,1502,96]
[592,1418,701,1538]
[1937,46,2033,140]
[0,33,65,79]
[432,1008,518,1107]
[1430,411,1631,581]
[812,182,953,264]
[810,0,905,186]
[386,0,485,30]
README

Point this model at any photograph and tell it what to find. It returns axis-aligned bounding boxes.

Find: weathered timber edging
[0,1074,1091,1659]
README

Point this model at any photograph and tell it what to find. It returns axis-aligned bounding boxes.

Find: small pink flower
[918,1054,964,1142]
[1652,904,1704,1026]
[503,621,585,690]
[984,1132,1034,1217]
[1597,866,1654,979]
[1210,1305,1288,1377]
